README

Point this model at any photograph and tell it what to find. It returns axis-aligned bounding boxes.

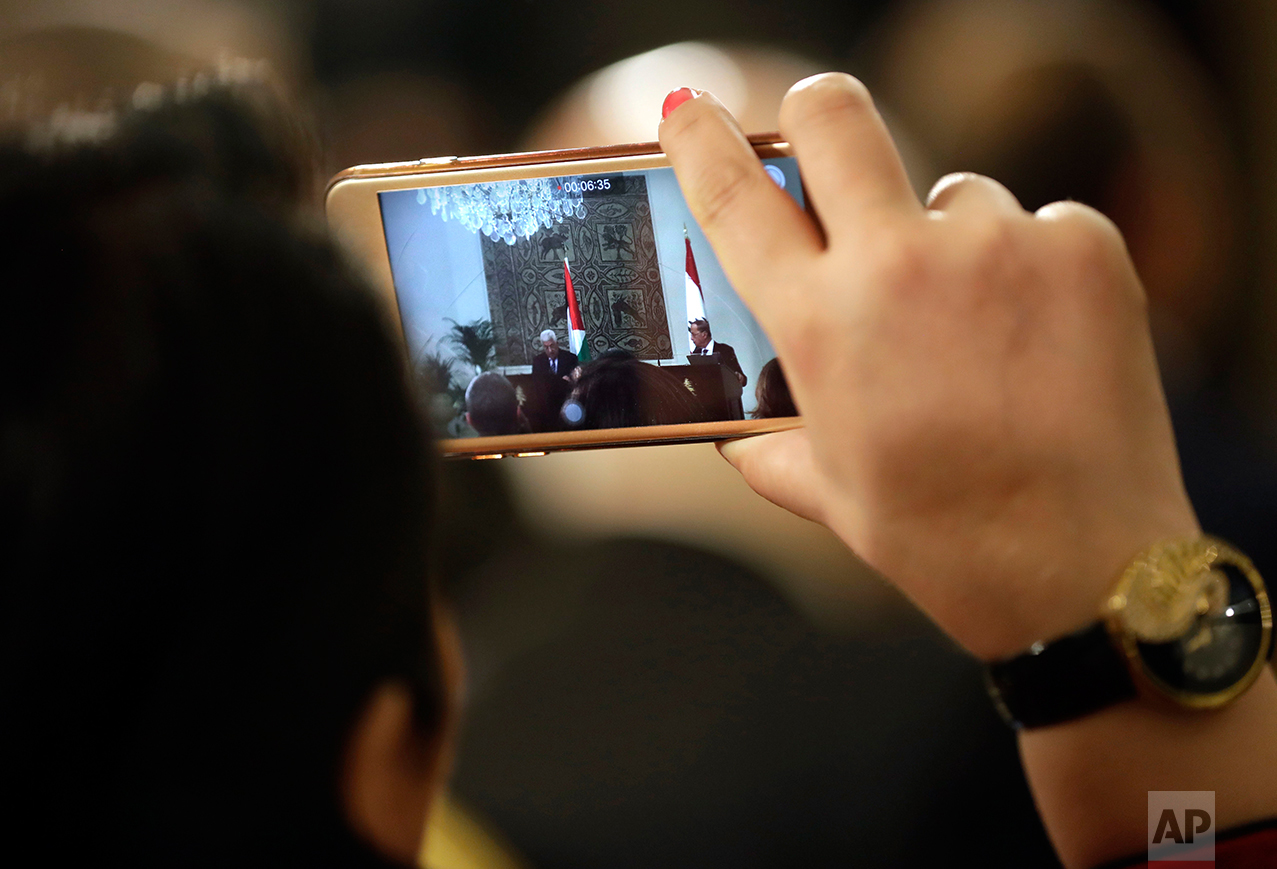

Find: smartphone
[326,137,803,458]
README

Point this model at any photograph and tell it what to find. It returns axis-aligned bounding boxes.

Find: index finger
[659,90,823,309]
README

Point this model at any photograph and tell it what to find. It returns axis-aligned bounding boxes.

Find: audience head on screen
[565,349,706,429]
[465,371,525,436]
[0,77,452,865]
[752,357,798,419]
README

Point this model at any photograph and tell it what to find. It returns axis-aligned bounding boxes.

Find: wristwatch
[986,537,1273,730]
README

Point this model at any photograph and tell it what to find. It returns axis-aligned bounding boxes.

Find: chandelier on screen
[418,179,587,245]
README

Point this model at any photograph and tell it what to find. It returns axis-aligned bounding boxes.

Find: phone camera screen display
[378,159,803,439]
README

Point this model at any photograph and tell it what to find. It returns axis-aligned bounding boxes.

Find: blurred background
[5,1,1277,866]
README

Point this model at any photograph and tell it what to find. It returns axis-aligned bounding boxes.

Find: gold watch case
[1103,537,1272,709]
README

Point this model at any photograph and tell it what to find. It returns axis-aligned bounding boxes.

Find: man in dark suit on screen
[533,329,579,381]
[528,329,578,430]
[688,318,746,388]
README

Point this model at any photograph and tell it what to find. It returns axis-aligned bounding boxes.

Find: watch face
[1122,544,1227,642]
[1134,561,1270,698]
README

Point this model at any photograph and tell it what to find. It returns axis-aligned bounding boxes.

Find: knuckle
[1038,200,1121,252]
[930,173,1022,213]
[1052,207,1123,267]
[925,171,978,208]
[1040,201,1146,308]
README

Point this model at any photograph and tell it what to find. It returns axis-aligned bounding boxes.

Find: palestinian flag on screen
[564,257,590,362]
[684,225,706,351]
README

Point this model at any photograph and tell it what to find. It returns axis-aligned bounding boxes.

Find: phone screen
[377,158,803,440]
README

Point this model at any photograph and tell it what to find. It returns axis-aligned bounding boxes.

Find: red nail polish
[661,87,700,120]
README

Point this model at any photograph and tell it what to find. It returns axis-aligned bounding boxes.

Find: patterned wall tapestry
[481,176,672,365]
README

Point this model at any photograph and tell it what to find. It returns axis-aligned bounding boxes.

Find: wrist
[1019,670,1277,869]
[987,532,1272,732]
[971,511,1202,663]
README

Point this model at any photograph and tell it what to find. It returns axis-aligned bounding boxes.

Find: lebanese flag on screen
[564,257,590,362]
[684,226,706,350]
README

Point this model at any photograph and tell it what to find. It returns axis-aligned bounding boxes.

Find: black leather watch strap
[985,621,1137,730]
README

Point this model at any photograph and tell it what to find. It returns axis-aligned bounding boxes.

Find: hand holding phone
[660,74,1198,661]
[659,72,1277,869]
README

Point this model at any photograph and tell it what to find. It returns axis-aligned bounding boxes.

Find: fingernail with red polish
[661,87,701,120]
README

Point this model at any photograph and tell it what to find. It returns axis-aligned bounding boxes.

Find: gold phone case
[325,137,802,458]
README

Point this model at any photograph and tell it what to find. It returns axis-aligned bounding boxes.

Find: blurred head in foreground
[752,357,798,419]
[522,38,933,195]
[523,41,820,149]
[866,0,1246,390]
[0,74,452,865]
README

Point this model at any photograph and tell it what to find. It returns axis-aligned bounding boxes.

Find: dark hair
[567,350,706,429]
[688,317,711,337]
[752,358,799,419]
[466,371,521,436]
[1,86,443,863]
